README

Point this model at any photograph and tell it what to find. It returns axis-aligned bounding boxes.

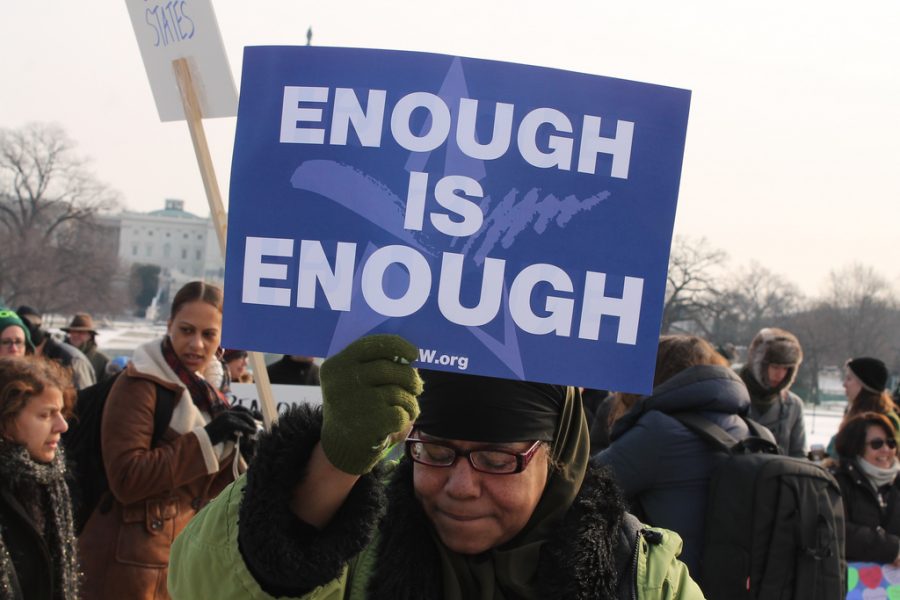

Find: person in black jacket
[593,334,775,574]
[0,356,79,600]
[266,354,321,385]
[832,411,900,564]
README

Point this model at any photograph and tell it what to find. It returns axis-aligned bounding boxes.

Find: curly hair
[0,356,76,436]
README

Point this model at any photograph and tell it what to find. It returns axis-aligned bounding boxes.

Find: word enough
[242,237,644,344]
[280,86,635,179]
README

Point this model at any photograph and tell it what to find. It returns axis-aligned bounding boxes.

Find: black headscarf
[416,370,567,442]
[412,370,589,599]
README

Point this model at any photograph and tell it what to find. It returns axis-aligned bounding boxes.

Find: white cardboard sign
[124,0,238,121]
[229,383,323,413]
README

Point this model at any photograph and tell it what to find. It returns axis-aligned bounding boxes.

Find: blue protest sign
[223,46,690,393]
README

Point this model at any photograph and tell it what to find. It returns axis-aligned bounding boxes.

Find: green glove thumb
[320,334,423,475]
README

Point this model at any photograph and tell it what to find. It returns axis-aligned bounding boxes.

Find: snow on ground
[805,402,845,450]
[75,319,852,452]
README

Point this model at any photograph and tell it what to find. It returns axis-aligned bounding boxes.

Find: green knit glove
[320,334,423,475]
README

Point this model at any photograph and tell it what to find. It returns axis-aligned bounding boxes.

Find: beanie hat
[15,305,42,329]
[745,327,803,392]
[0,309,34,352]
[15,310,45,347]
[846,357,888,393]
[416,369,566,442]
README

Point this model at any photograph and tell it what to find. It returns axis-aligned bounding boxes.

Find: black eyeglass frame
[405,437,543,475]
[866,438,898,451]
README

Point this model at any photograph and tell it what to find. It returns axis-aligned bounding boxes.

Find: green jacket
[170,405,704,599]
[170,475,702,600]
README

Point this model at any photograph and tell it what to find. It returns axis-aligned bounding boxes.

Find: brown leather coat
[78,339,241,599]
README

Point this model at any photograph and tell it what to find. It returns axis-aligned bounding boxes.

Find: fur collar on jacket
[367,459,633,600]
[128,337,237,466]
[237,405,640,600]
[0,442,79,600]
[129,337,183,386]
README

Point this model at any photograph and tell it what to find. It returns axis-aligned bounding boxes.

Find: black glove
[204,410,258,445]
[230,404,264,423]
[229,405,262,463]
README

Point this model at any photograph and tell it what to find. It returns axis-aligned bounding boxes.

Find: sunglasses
[867,438,898,451]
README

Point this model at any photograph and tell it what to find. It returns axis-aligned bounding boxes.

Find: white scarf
[858,456,900,488]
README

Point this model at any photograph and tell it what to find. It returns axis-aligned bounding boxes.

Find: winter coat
[593,364,774,574]
[739,327,807,458]
[41,336,97,391]
[78,338,242,600]
[169,405,704,600]
[832,457,900,563]
[80,339,111,382]
[0,445,79,600]
[747,390,806,458]
[266,356,321,385]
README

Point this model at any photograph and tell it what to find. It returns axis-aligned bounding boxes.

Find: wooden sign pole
[172,57,278,430]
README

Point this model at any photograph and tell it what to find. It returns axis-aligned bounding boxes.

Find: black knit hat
[846,357,888,393]
[15,305,42,329]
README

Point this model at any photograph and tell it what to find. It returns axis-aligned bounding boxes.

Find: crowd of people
[1,283,899,599]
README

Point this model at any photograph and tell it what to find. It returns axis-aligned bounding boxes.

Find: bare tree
[708,262,804,346]
[662,235,729,334]
[820,264,898,361]
[0,123,125,314]
[787,265,900,402]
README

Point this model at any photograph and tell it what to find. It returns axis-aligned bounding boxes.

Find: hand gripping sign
[223,47,690,393]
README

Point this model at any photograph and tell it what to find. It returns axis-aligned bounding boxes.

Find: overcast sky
[2,1,897,296]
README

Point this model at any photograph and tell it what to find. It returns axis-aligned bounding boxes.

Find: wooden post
[172,57,278,430]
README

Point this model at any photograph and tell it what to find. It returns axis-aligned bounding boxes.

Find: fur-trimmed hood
[742,327,803,394]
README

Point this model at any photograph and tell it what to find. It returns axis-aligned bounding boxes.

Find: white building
[101,199,224,284]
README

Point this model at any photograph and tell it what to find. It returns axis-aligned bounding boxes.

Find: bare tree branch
[0,123,125,314]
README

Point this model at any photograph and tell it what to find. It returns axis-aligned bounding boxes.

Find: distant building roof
[145,198,204,220]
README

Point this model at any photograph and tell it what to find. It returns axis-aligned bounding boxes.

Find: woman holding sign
[78,282,258,600]
[169,334,702,599]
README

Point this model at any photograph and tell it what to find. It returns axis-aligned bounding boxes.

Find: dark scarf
[161,337,229,417]
[368,388,622,600]
[367,459,627,600]
[0,442,79,600]
[739,364,782,410]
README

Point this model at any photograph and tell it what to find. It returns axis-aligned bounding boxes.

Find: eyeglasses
[0,339,25,348]
[405,438,543,474]
[867,438,898,451]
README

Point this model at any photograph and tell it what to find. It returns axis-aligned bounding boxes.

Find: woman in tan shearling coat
[78,282,258,599]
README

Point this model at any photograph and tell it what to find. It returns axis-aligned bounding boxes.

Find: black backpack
[63,372,177,534]
[672,412,846,600]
